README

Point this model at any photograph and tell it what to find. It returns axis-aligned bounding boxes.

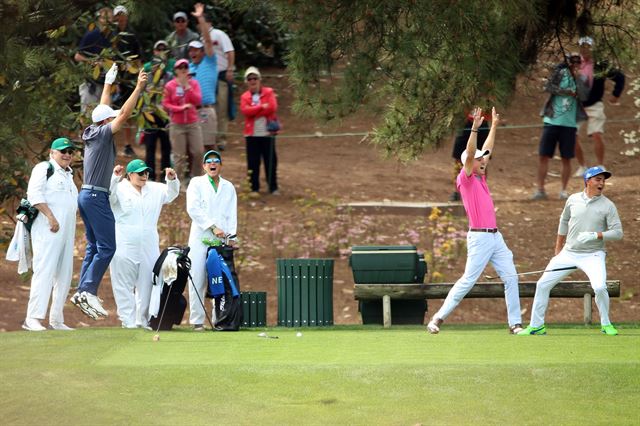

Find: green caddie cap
[126,159,152,174]
[51,137,75,151]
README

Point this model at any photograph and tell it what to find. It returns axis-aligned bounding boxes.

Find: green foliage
[275,0,640,159]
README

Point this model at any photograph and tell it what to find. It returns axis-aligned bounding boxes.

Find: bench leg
[383,295,391,328]
[583,293,592,325]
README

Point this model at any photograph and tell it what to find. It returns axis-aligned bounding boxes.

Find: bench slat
[354,280,621,300]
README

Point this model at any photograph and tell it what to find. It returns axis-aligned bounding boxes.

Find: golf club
[484,266,577,280]
[152,280,175,342]
[187,270,216,330]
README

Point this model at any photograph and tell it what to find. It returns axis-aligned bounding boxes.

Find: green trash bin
[276,258,334,327]
[241,292,267,327]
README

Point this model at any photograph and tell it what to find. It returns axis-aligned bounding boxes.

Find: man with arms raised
[519,166,623,335]
[71,64,147,320]
[427,107,523,334]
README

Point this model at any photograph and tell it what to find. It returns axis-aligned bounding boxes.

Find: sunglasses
[134,170,150,176]
[59,148,74,155]
[174,18,186,23]
[176,65,189,70]
[204,158,221,164]
[246,77,259,81]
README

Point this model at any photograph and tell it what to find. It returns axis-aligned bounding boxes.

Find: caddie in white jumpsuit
[519,166,623,336]
[186,150,237,330]
[23,138,78,331]
[109,159,179,328]
[427,108,523,335]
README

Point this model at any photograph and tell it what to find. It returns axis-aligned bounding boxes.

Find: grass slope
[1,324,639,425]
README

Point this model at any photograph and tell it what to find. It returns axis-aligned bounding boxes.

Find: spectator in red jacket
[162,59,203,180]
[240,66,279,195]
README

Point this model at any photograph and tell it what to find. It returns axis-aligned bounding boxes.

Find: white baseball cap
[91,104,119,123]
[188,40,204,49]
[113,5,128,16]
[244,66,261,80]
[173,11,188,21]
[461,148,490,164]
[578,36,594,46]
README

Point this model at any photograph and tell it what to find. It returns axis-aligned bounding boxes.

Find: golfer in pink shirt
[427,107,523,335]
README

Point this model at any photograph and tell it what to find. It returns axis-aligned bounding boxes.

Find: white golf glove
[577,231,598,244]
[105,63,118,85]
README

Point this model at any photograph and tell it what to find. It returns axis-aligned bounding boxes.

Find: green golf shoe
[517,325,547,335]
[601,324,619,336]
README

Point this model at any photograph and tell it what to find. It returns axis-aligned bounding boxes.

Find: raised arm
[193,3,214,58]
[462,107,484,176]
[482,107,500,156]
[111,70,148,133]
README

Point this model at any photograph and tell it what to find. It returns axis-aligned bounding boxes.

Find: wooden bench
[354,281,621,328]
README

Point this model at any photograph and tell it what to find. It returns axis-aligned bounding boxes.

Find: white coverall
[26,160,78,325]
[186,175,237,325]
[109,176,180,327]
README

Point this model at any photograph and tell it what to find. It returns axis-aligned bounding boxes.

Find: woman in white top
[23,138,79,331]
[109,159,179,328]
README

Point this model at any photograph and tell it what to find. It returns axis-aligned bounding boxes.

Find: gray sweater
[559,192,623,253]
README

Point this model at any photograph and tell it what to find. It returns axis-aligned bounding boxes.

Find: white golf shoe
[22,318,47,331]
[82,292,108,317]
[48,322,75,331]
[427,317,443,334]
[70,292,99,320]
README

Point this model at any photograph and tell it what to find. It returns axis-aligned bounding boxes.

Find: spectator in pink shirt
[427,107,522,335]
[163,59,203,180]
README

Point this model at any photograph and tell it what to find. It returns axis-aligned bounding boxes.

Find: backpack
[16,161,54,232]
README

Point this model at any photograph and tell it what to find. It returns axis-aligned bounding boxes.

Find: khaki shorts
[198,106,218,146]
[581,101,606,135]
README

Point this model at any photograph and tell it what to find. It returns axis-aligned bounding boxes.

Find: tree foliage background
[269,0,640,160]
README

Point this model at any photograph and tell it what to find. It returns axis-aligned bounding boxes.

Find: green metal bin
[276,259,334,327]
[240,292,267,327]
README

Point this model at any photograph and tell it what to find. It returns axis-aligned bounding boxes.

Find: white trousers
[435,231,522,326]
[27,216,75,324]
[110,253,154,328]
[187,241,214,325]
[529,249,610,327]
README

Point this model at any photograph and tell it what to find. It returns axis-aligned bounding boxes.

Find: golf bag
[206,245,242,331]
[149,246,190,331]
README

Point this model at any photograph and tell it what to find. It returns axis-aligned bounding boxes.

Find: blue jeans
[77,189,115,295]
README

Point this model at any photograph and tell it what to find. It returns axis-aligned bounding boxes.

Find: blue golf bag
[206,245,242,331]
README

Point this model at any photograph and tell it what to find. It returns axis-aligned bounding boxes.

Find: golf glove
[105,63,118,85]
[577,231,598,244]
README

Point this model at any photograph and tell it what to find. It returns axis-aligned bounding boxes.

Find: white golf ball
[296,332,302,337]
[258,332,267,337]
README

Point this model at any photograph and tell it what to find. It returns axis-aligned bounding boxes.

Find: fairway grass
[1,324,639,425]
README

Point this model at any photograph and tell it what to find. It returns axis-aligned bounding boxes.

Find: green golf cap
[126,159,152,174]
[203,150,222,163]
[51,137,75,151]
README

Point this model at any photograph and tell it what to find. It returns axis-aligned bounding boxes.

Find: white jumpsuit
[109,176,180,327]
[26,160,78,325]
[186,175,237,325]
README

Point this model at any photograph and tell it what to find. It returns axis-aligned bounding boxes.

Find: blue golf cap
[583,166,612,182]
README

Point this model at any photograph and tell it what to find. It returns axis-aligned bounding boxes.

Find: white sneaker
[22,318,47,331]
[70,292,99,320]
[82,292,108,317]
[48,323,75,331]
[574,165,587,178]
[427,317,443,334]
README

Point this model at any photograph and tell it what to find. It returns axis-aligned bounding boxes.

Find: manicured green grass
[1,324,639,425]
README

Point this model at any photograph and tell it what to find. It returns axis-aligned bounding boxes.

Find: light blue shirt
[189,54,217,105]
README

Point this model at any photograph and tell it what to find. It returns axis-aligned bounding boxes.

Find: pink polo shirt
[456,169,497,229]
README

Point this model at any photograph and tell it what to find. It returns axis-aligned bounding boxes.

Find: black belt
[81,184,110,195]
[198,104,215,109]
[469,228,498,233]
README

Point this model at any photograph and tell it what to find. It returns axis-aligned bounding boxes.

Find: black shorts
[451,119,489,161]
[539,125,576,159]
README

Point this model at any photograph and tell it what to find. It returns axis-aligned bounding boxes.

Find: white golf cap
[244,66,261,80]
[91,104,119,123]
[154,40,168,50]
[461,148,490,164]
[173,11,188,21]
[188,40,204,49]
[578,36,594,46]
[113,5,128,16]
